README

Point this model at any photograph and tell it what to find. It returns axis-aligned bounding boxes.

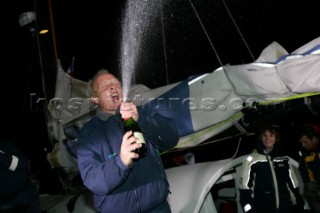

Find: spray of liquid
[120,0,160,101]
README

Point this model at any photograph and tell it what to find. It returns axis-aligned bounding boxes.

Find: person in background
[76,69,179,213]
[297,123,320,213]
[0,140,41,213]
[239,124,305,213]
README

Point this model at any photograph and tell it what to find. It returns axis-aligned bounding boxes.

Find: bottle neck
[123,117,132,122]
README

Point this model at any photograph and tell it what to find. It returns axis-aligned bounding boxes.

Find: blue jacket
[0,140,29,200]
[77,107,179,213]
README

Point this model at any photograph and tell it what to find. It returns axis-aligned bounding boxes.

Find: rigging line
[160,0,169,85]
[34,0,57,163]
[231,136,242,159]
[33,0,63,186]
[34,0,48,108]
[15,35,36,143]
[36,0,59,148]
[34,0,67,193]
[48,0,58,63]
[188,0,223,67]
[221,0,255,61]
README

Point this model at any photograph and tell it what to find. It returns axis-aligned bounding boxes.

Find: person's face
[262,130,276,151]
[93,73,123,114]
[299,135,318,151]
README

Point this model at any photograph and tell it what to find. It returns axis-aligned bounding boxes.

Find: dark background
[2,0,320,193]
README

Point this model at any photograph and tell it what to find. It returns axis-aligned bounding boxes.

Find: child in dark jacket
[239,125,305,213]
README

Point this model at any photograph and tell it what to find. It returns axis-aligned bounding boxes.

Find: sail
[46,36,320,174]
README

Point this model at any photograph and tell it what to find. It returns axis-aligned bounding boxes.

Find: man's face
[299,135,318,151]
[93,73,123,114]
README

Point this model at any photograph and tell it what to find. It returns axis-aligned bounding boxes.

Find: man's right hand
[120,131,142,167]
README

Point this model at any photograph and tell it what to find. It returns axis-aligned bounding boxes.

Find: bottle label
[133,132,146,144]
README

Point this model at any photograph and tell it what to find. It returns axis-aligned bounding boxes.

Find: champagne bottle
[123,117,147,156]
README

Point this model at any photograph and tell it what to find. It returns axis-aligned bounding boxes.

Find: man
[0,140,41,213]
[298,123,320,213]
[76,69,179,212]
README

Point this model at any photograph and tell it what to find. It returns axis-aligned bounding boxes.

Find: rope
[160,0,170,85]
[188,0,223,67]
[221,0,255,61]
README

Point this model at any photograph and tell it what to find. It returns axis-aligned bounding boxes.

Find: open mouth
[111,93,119,101]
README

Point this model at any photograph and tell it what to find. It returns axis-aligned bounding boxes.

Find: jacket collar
[96,106,122,121]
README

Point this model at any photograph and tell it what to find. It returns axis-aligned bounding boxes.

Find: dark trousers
[304,182,320,213]
[0,181,41,213]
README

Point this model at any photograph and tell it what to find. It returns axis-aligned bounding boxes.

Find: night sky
[3,0,320,193]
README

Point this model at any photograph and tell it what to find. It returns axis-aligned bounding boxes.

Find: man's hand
[120,102,139,121]
[120,131,142,167]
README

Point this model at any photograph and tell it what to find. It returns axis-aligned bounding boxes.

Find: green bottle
[123,117,147,156]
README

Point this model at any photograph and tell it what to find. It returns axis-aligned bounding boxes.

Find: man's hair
[90,69,110,90]
[88,69,112,96]
[298,123,320,140]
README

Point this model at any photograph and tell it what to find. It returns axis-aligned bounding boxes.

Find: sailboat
[28,0,320,212]
[40,36,319,213]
